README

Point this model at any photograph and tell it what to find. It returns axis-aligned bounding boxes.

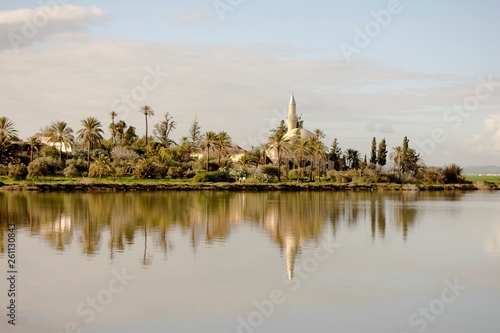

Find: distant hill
[463,165,500,175]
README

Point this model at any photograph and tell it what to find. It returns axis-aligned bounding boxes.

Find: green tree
[216,131,232,164]
[77,117,104,169]
[48,121,74,161]
[377,138,387,169]
[310,137,327,179]
[292,138,311,179]
[27,136,40,162]
[370,137,377,166]
[202,131,218,171]
[344,148,361,170]
[153,112,177,147]
[189,116,202,148]
[400,136,420,176]
[109,111,118,144]
[268,130,291,181]
[89,154,115,178]
[0,117,19,164]
[328,138,342,171]
[138,105,155,145]
[390,146,403,176]
[115,120,127,144]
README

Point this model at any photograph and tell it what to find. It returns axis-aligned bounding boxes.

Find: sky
[0,0,499,166]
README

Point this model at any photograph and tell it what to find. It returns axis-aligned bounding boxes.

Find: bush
[442,164,465,184]
[8,163,28,180]
[132,158,159,179]
[63,164,81,178]
[39,146,60,159]
[0,164,7,176]
[418,167,445,184]
[327,170,358,183]
[193,171,233,183]
[89,154,115,178]
[167,166,185,179]
[28,157,62,178]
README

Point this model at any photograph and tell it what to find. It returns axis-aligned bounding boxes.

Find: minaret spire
[287,93,297,132]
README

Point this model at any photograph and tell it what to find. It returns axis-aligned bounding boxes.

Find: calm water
[0,191,499,333]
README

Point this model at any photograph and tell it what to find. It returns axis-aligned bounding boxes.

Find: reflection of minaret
[287,93,298,132]
[286,236,299,282]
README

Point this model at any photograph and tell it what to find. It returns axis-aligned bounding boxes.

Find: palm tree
[314,129,326,140]
[344,148,361,170]
[390,146,403,177]
[201,131,218,171]
[109,111,118,143]
[77,117,104,169]
[0,117,18,141]
[115,120,126,144]
[27,136,40,162]
[292,139,311,180]
[216,131,232,164]
[138,105,155,146]
[310,138,327,179]
[268,130,291,182]
[0,117,19,163]
[48,121,74,161]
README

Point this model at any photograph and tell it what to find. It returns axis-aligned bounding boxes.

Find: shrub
[63,164,81,178]
[89,154,115,178]
[132,158,159,179]
[418,167,444,184]
[193,171,233,183]
[0,164,7,176]
[39,145,60,159]
[442,164,465,184]
[167,166,184,179]
[28,157,62,178]
[8,163,28,180]
[327,170,358,183]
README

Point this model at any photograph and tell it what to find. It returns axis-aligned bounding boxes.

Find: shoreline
[0,181,497,192]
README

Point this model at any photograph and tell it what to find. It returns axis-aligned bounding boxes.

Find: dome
[284,128,316,141]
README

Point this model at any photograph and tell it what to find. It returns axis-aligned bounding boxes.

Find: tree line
[0,108,464,184]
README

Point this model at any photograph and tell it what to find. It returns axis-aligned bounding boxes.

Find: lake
[0,191,499,333]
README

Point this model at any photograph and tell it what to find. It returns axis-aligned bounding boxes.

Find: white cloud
[467,114,500,154]
[0,5,108,51]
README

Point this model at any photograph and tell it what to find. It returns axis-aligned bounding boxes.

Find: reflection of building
[484,227,500,257]
[286,236,299,282]
[39,213,73,250]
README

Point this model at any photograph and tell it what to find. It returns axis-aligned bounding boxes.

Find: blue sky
[1,0,499,166]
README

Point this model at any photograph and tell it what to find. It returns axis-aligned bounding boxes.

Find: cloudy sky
[1,0,499,166]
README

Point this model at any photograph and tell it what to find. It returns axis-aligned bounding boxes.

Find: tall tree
[370,137,377,166]
[153,112,177,147]
[390,146,403,176]
[0,117,19,164]
[400,136,420,176]
[138,105,155,145]
[48,121,74,161]
[377,138,387,169]
[329,138,342,171]
[115,120,127,144]
[189,116,202,148]
[77,117,104,169]
[216,131,232,164]
[268,130,291,182]
[109,111,118,144]
[344,148,361,170]
[201,131,218,171]
[293,138,311,179]
[27,136,40,162]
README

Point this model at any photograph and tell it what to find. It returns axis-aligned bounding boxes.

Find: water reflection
[0,191,464,276]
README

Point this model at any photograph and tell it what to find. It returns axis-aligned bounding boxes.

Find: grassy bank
[0,177,498,192]
[466,175,500,185]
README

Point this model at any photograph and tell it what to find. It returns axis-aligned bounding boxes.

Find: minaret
[287,93,298,132]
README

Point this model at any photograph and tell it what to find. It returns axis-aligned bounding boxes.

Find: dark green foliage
[63,164,81,178]
[260,165,280,179]
[0,164,7,176]
[193,171,232,183]
[28,157,62,178]
[370,137,377,165]
[8,163,28,180]
[442,164,465,184]
[377,138,387,168]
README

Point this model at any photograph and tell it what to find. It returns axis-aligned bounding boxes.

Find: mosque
[283,93,316,141]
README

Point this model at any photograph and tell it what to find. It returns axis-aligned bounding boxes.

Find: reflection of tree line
[0,192,465,261]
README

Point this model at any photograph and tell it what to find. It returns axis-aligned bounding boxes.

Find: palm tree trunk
[277,150,281,182]
[87,144,91,170]
[206,147,210,171]
[145,115,148,145]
